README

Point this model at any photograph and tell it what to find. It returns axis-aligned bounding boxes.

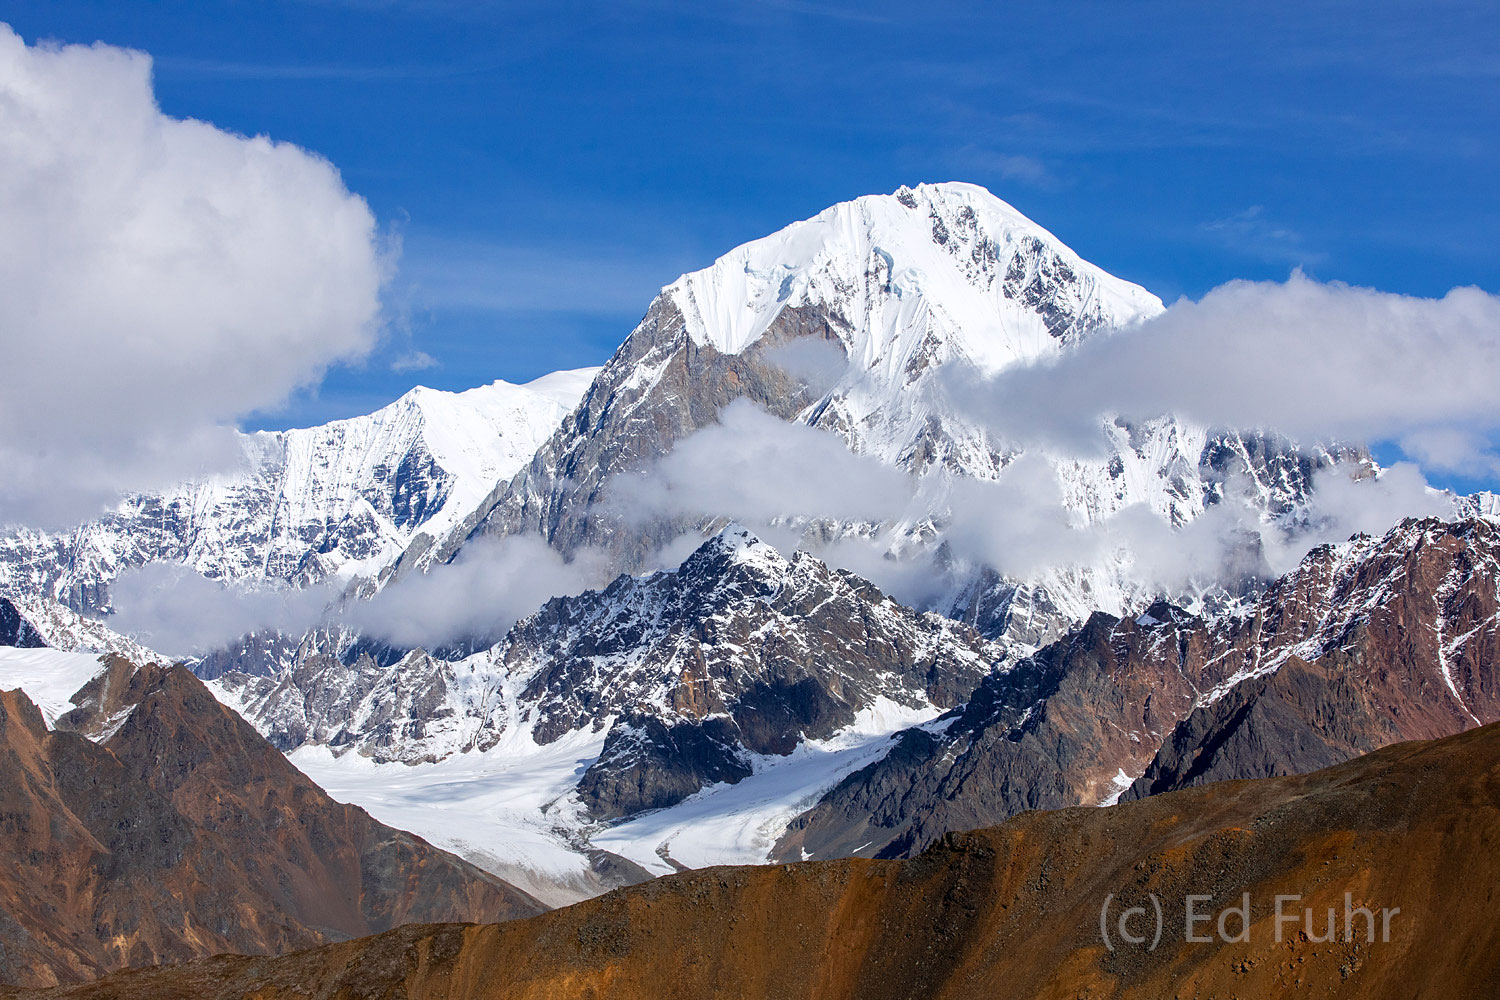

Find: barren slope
[22,719,1500,999]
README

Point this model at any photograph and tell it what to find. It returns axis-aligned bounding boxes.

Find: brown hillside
[0,658,542,989]
[21,717,1500,999]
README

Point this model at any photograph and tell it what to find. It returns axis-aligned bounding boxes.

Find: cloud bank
[0,25,386,526]
[110,535,612,657]
[950,273,1500,467]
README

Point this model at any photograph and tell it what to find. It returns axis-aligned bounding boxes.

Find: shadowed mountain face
[0,597,45,648]
[777,517,1500,861]
[0,657,542,989]
[22,720,1500,1000]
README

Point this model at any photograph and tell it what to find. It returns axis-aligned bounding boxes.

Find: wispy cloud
[1200,206,1325,266]
[940,146,1060,190]
[156,54,503,82]
[389,350,439,373]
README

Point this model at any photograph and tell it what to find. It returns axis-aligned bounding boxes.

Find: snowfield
[0,647,106,725]
[287,696,944,903]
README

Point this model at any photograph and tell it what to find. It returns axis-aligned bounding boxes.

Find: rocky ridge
[215,526,1004,820]
[777,516,1500,860]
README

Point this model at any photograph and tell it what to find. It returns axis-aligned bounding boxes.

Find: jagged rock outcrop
[218,528,1004,818]
[1123,516,1500,798]
[0,657,541,989]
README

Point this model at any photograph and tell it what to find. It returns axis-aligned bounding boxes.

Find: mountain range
[0,182,1496,987]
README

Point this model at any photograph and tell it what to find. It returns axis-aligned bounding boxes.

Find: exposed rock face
[509,529,997,750]
[776,601,1221,861]
[1124,516,1500,798]
[0,597,44,648]
[0,657,541,989]
[576,713,753,820]
[218,528,1003,817]
[779,517,1500,860]
[35,721,1500,1000]
[430,301,840,573]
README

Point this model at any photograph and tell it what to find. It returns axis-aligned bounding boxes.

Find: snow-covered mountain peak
[663,181,1163,371]
[389,367,603,515]
[688,524,788,575]
[0,366,602,614]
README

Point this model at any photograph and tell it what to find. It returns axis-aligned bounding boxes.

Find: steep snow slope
[0,647,107,726]
[667,181,1162,471]
[0,368,600,616]
[438,184,1358,651]
[672,182,1159,361]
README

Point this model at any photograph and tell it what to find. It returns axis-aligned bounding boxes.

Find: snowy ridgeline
[0,368,600,611]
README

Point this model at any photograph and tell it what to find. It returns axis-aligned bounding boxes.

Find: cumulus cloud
[0,25,386,526]
[950,273,1500,468]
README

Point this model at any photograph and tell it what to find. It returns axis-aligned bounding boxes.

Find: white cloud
[1267,461,1452,572]
[607,398,922,527]
[111,534,612,656]
[390,349,440,373]
[604,394,1463,614]
[109,562,335,657]
[346,535,611,648]
[0,25,386,526]
[950,273,1500,466]
[1396,427,1500,479]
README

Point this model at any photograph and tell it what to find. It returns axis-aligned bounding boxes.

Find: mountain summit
[666,181,1161,363]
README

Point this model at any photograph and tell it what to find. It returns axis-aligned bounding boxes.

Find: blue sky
[7,0,1498,448]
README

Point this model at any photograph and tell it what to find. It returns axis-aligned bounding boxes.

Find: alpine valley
[3,184,1498,992]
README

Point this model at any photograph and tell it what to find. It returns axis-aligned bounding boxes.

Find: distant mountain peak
[0,365,602,617]
[662,180,1162,367]
[685,523,787,575]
